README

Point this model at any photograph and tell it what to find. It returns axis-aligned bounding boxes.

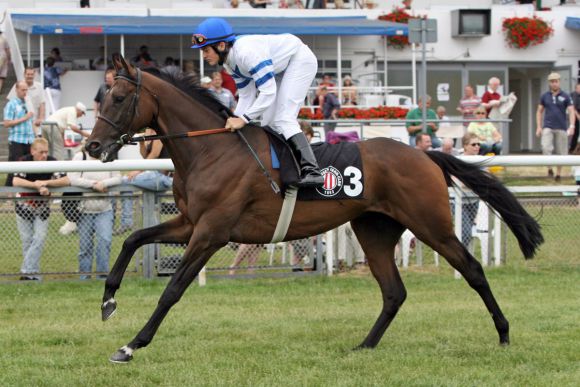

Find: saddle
[263,127,364,201]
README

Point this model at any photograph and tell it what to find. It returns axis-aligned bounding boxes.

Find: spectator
[42,102,88,161]
[13,138,69,280]
[50,47,63,62]
[439,138,457,155]
[436,105,450,127]
[94,69,115,117]
[0,31,11,93]
[300,120,315,142]
[220,69,237,97]
[210,71,236,110]
[249,0,272,8]
[467,106,503,155]
[279,0,304,8]
[457,84,481,126]
[319,73,335,89]
[224,0,239,7]
[414,132,432,151]
[132,45,157,69]
[91,46,107,71]
[569,82,580,153]
[161,57,180,75]
[80,0,90,8]
[200,76,212,89]
[455,133,481,247]
[44,57,66,111]
[481,77,503,117]
[114,128,173,235]
[68,150,122,279]
[405,95,441,148]
[305,0,325,8]
[342,75,357,106]
[8,67,47,130]
[320,86,340,136]
[229,244,262,275]
[536,72,575,182]
[3,81,37,186]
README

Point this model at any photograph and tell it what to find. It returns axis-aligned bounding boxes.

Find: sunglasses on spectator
[191,33,234,46]
[469,143,481,147]
[475,111,486,115]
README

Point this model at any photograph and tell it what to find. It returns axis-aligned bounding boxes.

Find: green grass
[0,255,578,386]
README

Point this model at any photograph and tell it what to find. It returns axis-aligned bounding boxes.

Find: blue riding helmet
[191,18,236,48]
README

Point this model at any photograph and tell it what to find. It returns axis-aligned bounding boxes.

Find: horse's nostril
[86,141,101,152]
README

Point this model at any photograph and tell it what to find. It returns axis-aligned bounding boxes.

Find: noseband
[97,68,158,146]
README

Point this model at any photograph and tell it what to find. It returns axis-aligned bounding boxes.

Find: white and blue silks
[223,34,317,140]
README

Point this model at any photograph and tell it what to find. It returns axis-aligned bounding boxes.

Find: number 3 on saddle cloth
[264,128,364,200]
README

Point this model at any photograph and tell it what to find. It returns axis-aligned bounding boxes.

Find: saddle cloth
[264,128,364,201]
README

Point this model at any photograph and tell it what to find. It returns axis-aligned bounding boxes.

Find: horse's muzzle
[85,140,119,163]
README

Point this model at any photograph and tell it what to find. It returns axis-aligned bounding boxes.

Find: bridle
[97,67,159,146]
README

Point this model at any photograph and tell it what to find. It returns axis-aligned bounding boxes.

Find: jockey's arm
[236,53,277,124]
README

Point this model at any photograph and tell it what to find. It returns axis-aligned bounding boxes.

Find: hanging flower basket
[502,16,554,49]
[378,7,419,49]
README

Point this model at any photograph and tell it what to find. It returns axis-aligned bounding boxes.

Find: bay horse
[86,55,543,363]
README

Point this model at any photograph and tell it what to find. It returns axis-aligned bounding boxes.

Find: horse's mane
[141,68,232,117]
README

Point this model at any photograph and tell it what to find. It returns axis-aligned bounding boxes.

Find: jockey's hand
[226,117,246,132]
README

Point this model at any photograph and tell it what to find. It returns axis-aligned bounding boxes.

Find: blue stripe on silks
[255,72,275,87]
[270,143,280,169]
[236,78,251,89]
[249,59,273,75]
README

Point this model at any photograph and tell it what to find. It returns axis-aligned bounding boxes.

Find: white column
[493,215,502,266]
[337,35,342,101]
[120,34,125,58]
[326,230,334,276]
[39,35,44,84]
[27,33,31,67]
[411,43,417,104]
[453,190,462,279]
[199,51,204,77]
[383,36,388,104]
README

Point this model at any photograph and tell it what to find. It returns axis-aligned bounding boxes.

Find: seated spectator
[405,95,441,148]
[220,69,237,97]
[467,106,502,155]
[279,0,304,8]
[201,76,212,89]
[132,45,157,69]
[249,0,272,8]
[161,57,180,75]
[436,106,450,127]
[224,0,239,7]
[300,120,315,142]
[13,138,69,280]
[414,132,432,151]
[92,46,107,70]
[68,149,122,279]
[439,138,458,155]
[42,102,88,161]
[320,86,340,136]
[210,72,236,110]
[115,128,173,235]
[342,75,357,106]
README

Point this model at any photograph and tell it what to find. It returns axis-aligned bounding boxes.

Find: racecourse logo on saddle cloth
[265,129,364,201]
[264,128,364,243]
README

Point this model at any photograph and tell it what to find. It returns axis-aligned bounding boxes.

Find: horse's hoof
[101,298,117,322]
[352,343,372,351]
[499,332,510,346]
[109,346,133,364]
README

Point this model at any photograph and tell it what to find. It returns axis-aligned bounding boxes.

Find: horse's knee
[383,287,406,311]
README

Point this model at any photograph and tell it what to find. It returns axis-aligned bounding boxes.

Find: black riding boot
[287,132,324,187]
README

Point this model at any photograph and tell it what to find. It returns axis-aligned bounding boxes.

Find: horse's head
[86,54,157,162]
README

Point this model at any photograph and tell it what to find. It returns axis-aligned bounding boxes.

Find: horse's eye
[114,95,125,103]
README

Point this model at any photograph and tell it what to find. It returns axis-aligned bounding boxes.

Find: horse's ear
[111,53,136,77]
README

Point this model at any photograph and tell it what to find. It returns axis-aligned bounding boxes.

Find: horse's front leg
[102,214,193,321]
[108,223,228,363]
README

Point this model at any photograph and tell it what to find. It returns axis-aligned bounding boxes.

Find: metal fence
[0,186,321,281]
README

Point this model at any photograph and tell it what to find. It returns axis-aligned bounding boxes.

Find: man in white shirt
[7,67,46,129]
[42,102,88,160]
[192,17,323,187]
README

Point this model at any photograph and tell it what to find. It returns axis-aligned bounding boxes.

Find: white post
[337,35,342,101]
[453,190,462,279]
[39,35,44,85]
[199,51,204,77]
[383,36,388,105]
[179,35,183,70]
[27,33,31,67]
[326,230,334,276]
[198,266,206,286]
[411,43,417,105]
[493,215,502,266]
[120,34,125,57]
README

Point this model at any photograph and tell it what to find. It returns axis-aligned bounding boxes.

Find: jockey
[191,17,324,187]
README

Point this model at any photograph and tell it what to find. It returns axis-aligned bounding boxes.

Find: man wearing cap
[191,17,324,187]
[42,102,88,160]
[536,72,576,181]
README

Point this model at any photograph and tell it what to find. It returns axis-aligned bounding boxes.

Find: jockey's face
[201,42,226,66]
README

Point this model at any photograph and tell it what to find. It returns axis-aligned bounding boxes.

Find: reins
[122,127,231,144]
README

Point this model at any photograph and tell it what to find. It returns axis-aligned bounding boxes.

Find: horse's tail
[426,151,544,259]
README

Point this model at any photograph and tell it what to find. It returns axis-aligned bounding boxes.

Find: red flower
[502,16,553,49]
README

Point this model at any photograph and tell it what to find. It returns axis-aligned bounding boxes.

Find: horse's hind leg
[350,213,406,349]
[433,236,510,345]
[102,214,192,321]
